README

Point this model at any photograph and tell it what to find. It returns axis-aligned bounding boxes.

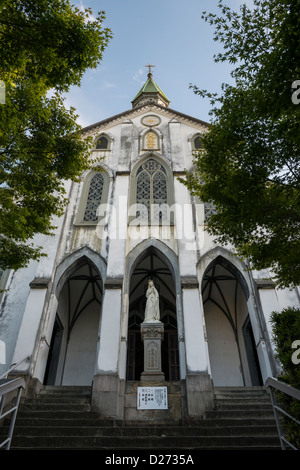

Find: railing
[0,357,29,450]
[265,377,300,450]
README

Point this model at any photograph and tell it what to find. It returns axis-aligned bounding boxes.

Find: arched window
[83,173,104,221]
[95,135,109,150]
[76,169,110,225]
[135,158,170,223]
[191,134,203,151]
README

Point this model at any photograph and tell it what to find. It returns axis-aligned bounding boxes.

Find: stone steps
[7,435,280,450]
[2,385,281,450]
[5,424,278,437]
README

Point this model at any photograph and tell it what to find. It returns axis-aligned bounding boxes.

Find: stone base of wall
[91,373,214,421]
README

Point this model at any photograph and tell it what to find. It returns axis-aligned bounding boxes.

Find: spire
[131,65,170,108]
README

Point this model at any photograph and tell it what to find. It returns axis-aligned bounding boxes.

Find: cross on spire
[145,63,156,77]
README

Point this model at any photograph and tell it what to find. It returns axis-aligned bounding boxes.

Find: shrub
[270,307,300,448]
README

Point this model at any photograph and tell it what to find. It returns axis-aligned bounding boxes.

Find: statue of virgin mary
[144,280,160,322]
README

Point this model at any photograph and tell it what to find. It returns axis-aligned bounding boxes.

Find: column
[181,279,214,417]
[92,174,129,419]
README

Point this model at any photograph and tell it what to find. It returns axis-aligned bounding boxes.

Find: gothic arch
[45,249,106,386]
[52,247,107,299]
[131,152,172,173]
[125,239,180,294]
[197,247,250,298]
[197,248,265,386]
[121,239,186,380]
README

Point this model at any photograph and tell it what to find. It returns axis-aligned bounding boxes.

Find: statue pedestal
[140,321,165,382]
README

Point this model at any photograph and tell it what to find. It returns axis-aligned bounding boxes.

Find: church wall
[106,174,129,278]
[2,91,299,421]
[182,288,208,374]
[62,303,100,386]
[173,179,198,278]
[0,263,37,377]
[256,281,300,361]
[205,302,244,386]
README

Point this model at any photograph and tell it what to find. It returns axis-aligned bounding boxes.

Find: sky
[66,0,251,128]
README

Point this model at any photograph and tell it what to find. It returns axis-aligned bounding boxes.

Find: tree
[183,0,300,288]
[0,0,112,270]
[270,308,300,447]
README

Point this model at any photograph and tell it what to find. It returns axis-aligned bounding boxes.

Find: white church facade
[1,71,299,419]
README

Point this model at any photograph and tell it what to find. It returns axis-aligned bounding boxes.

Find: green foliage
[183,0,300,288]
[0,0,112,269]
[270,308,300,448]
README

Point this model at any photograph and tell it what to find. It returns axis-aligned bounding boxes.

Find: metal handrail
[0,357,29,450]
[265,376,300,450]
[0,377,25,450]
[0,356,31,381]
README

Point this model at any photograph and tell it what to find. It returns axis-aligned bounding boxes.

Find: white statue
[144,280,160,322]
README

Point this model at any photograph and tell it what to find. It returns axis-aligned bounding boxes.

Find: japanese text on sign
[137,387,168,410]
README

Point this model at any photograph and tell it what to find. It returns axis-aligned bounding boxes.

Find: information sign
[137,386,168,410]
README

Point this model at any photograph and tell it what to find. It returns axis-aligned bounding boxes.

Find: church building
[1,69,299,420]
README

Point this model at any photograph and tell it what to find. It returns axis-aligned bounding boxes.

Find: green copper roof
[131,74,170,105]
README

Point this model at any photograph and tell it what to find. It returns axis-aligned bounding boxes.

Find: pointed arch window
[134,158,173,224]
[76,169,110,225]
[83,173,104,221]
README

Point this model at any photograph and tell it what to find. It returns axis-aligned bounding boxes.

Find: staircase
[1,385,281,450]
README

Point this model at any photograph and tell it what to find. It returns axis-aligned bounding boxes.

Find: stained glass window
[194,136,203,149]
[204,201,217,221]
[83,173,104,221]
[136,159,168,222]
[96,136,108,149]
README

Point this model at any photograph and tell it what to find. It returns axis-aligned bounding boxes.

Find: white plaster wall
[174,179,198,277]
[205,302,244,386]
[182,288,208,373]
[97,289,122,373]
[0,263,37,376]
[62,303,100,385]
[33,294,58,383]
[11,288,48,371]
[257,286,300,359]
[127,226,178,256]
[106,176,129,279]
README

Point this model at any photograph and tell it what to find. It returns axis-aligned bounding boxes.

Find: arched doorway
[202,257,263,387]
[126,246,179,381]
[44,258,103,386]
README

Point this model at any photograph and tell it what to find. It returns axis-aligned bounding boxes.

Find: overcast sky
[66,0,253,127]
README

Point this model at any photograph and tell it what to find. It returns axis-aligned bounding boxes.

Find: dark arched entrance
[126,247,179,381]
